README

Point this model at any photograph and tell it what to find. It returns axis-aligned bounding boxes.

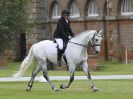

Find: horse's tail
[13,46,34,77]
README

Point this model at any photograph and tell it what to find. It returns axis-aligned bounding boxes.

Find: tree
[0,0,31,55]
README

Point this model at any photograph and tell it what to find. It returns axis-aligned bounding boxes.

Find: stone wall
[23,0,133,63]
[47,0,133,63]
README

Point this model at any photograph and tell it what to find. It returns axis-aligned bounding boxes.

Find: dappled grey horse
[13,30,103,92]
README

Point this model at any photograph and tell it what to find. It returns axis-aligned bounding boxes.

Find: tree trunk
[0,55,7,69]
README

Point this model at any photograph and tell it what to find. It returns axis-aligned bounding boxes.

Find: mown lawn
[0,60,133,77]
[0,80,133,99]
[0,60,133,99]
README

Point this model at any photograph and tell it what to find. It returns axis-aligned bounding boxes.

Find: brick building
[17,0,133,63]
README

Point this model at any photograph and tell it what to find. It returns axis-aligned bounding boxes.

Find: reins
[68,41,88,48]
[68,41,100,48]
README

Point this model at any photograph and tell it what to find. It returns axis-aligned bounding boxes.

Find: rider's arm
[58,21,69,39]
[69,27,74,37]
[68,20,74,37]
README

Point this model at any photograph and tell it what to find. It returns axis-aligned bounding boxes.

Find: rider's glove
[68,36,72,39]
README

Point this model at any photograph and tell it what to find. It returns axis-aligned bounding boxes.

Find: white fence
[0,75,133,82]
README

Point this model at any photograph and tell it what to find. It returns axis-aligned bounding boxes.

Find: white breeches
[55,38,63,50]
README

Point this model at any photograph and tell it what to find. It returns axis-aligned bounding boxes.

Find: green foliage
[0,0,31,54]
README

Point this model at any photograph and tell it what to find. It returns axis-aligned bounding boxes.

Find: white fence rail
[0,75,133,82]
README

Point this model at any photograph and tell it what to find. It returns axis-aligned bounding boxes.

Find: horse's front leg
[42,65,59,91]
[82,61,98,92]
[60,64,75,89]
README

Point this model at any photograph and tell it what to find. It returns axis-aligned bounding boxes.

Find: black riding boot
[57,49,63,66]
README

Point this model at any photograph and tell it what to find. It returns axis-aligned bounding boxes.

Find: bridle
[90,33,101,47]
[69,32,101,49]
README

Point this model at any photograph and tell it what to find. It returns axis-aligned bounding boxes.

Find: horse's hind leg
[82,61,98,92]
[42,63,59,91]
[26,64,42,91]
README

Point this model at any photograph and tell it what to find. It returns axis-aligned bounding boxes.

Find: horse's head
[70,29,102,54]
[90,29,103,54]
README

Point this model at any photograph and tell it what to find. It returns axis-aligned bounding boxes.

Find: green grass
[0,60,133,77]
[0,80,133,99]
[96,60,133,75]
[0,60,133,99]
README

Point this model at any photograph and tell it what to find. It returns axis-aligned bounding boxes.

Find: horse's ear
[97,29,103,35]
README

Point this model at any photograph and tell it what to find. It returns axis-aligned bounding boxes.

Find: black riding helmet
[61,9,70,16]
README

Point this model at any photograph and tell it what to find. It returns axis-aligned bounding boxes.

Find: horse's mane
[72,30,96,40]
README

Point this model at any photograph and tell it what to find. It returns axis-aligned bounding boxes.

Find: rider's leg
[55,38,63,50]
[55,38,63,66]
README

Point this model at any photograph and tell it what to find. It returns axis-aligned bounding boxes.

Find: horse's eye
[95,39,98,42]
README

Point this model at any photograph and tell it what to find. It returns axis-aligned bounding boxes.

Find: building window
[70,1,80,18]
[121,0,133,15]
[88,0,98,17]
[52,3,61,18]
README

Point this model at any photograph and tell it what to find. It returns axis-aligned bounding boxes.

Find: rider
[53,9,74,66]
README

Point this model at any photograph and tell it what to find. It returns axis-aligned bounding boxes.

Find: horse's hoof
[54,88,59,92]
[53,87,59,91]
[60,84,64,89]
[51,85,59,91]
[60,84,68,89]
[93,88,99,92]
[26,88,31,92]
[91,86,99,92]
